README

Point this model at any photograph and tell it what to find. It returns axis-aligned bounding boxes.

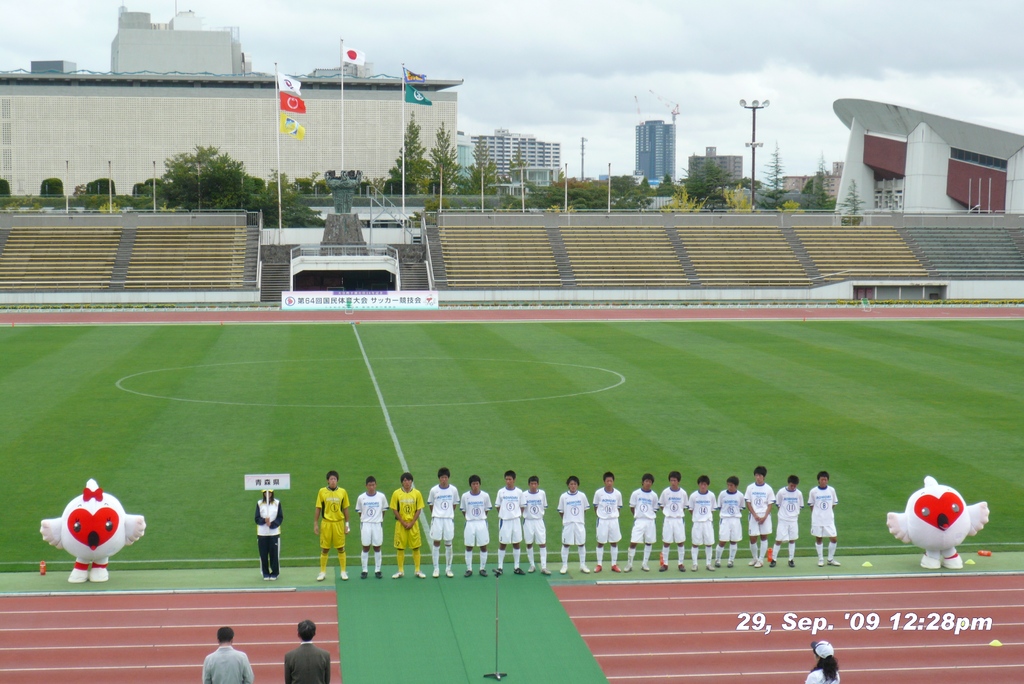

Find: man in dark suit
[284,619,332,684]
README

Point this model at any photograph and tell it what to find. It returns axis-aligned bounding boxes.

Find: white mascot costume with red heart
[40,479,147,583]
[887,476,988,569]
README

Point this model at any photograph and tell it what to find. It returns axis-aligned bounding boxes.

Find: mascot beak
[936,513,949,530]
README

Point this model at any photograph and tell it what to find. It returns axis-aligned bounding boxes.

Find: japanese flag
[278,73,301,96]
[342,47,366,66]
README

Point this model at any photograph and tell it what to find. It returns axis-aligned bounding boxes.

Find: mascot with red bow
[887,476,988,569]
[40,479,147,582]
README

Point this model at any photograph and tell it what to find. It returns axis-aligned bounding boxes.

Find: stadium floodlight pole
[274,63,283,241]
[152,161,157,213]
[64,160,69,213]
[520,144,526,214]
[580,137,587,181]
[564,162,568,213]
[739,99,768,209]
[108,160,113,213]
[607,163,612,212]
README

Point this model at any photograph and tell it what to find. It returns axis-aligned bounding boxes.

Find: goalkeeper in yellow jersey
[314,470,350,581]
[390,472,426,578]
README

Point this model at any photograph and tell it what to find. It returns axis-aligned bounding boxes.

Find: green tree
[40,178,63,196]
[461,138,499,198]
[132,178,162,196]
[683,160,732,208]
[656,173,676,197]
[724,185,752,212]
[610,175,651,210]
[761,143,786,205]
[85,178,116,195]
[428,122,460,196]
[804,154,835,211]
[839,179,864,224]
[387,113,430,194]
[252,172,324,228]
[0,178,9,196]
[162,146,248,210]
[661,186,705,212]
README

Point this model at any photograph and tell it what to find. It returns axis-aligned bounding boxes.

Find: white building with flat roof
[471,129,561,179]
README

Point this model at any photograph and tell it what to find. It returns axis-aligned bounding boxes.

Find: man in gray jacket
[284,619,331,684]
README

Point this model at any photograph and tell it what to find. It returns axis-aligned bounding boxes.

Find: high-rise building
[688,147,743,181]
[471,129,561,180]
[111,8,250,75]
[635,120,676,181]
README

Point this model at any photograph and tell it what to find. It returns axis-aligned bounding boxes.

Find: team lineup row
[308,466,841,581]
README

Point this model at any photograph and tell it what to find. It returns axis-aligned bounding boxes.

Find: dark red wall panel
[947,159,1005,211]
[863,135,907,180]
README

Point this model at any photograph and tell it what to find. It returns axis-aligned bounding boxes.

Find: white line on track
[0,640,302,652]
[579,622,1024,638]
[0,661,308,673]
[0,603,332,616]
[605,663,1024,680]
[0,621,337,633]
[559,586,1024,603]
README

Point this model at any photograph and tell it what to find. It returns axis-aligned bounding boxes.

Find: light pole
[107,160,113,213]
[739,99,769,209]
[152,161,157,213]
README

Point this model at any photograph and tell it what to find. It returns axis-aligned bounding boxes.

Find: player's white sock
[788,542,796,561]
[481,550,488,568]
[596,546,604,565]
[361,551,369,572]
[465,549,473,571]
[610,544,619,565]
[677,546,685,566]
[578,547,587,566]
[772,543,781,560]
[628,547,637,565]
[715,545,723,563]
[540,546,547,570]
[749,542,758,559]
[526,545,535,567]
[445,543,453,570]
[497,548,505,569]
[562,546,570,565]
[760,540,769,561]
[828,541,837,560]
[432,545,440,568]
[729,543,737,562]
[815,541,824,561]
[691,547,699,564]
[642,545,652,564]
[513,547,521,569]
[705,546,714,564]
[374,550,381,572]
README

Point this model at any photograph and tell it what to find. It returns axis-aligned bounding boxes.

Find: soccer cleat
[432,568,440,578]
[446,569,454,578]
[528,565,536,573]
[678,564,686,572]
[513,567,525,575]
[392,571,404,579]
[727,560,734,568]
[641,563,650,572]
[692,563,698,571]
[263,576,271,581]
[415,571,427,579]
[541,568,551,575]
[560,565,569,575]
[464,570,474,578]
[748,559,757,566]
[360,571,368,579]
[494,568,504,577]
[270,576,278,581]
[375,571,382,579]
[480,569,488,577]
[579,565,590,574]
[659,564,668,572]
[340,571,349,581]
[706,564,715,572]
[827,559,841,566]
[753,560,763,568]
[612,564,623,573]
[316,572,326,582]
[594,564,602,573]
[818,559,825,567]
[788,560,795,568]
[769,560,777,568]
[714,560,721,568]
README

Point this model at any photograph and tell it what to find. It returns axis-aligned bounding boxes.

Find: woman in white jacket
[255,489,284,580]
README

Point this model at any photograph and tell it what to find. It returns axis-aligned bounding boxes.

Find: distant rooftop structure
[110,7,251,74]
[30,61,77,74]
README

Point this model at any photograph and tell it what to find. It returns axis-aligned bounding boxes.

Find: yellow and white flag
[279,113,306,141]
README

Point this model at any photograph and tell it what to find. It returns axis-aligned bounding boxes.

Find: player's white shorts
[524,519,546,545]
[630,518,657,544]
[691,521,714,546]
[498,518,523,544]
[811,524,837,538]
[464,520,489,547]
[430,517,455,543]
[360,522,383,548]
[562,521,586,546]
[748,515,773,536]
[718,518,743,543]
[775,520,799,542]
[662,517,686,544]
[596,518,622,544]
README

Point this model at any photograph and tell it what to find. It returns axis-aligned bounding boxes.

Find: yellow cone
[965,559,975,565]
[989,640,1003,647]
[862,561,873,567]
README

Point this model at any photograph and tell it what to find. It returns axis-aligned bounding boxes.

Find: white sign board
[245,474,291,490]
[281,290,439,311]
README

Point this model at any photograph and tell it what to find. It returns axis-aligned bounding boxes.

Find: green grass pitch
[3,319,1021,571]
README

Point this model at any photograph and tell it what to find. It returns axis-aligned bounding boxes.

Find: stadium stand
[560,225,689,287]
[903,225,1024,278]
[0,225,120,290]
[675,225,812,287]
[791,225,928,281]
[125,224,250,289]
[436,225,562,288]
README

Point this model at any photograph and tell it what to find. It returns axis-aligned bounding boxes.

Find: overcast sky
[3,0,1024,181]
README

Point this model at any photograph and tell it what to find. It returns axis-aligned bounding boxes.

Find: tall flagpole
[400,62,406,227]
[344,38,348,171]
[274,63,283,242]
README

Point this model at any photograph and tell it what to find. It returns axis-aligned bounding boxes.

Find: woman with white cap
[806,640,839,683]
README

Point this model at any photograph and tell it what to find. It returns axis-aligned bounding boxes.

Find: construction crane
[634,95,642,124]
[649,90,680,125]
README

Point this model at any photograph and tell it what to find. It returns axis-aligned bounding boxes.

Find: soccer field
[3,319,1021,571]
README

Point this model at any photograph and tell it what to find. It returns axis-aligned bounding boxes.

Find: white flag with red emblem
[278,73,301,96]
[342,47,366,66]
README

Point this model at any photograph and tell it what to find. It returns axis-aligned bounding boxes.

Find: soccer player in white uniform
[494,470,525,576]
[460,475,492,577]
[520,475,550,575]
[355,476,389,579]
[427,467,459,578]
[745,465,775,568]
[658,470,688,572]
[809,471,840,567]
[715,476,745,569]
[689,475,717,571]
[772,475,804,568]
[558,475,591,574]
[593,472,623,573]
[626,473,659,572]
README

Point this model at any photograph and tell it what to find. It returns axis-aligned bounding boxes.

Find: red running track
[0,591,340,683]
[555,574,1024,683]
